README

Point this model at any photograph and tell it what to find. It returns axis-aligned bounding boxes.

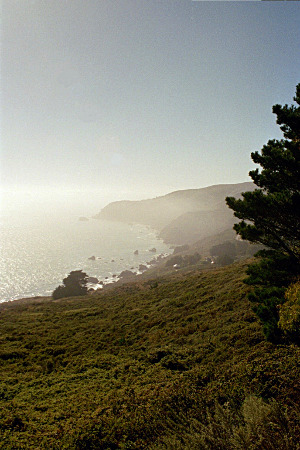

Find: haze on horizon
[1,0,299,210]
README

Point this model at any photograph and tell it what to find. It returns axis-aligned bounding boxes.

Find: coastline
[1,216,173,304]
[0,251,171,306]
[96,250,171,290]
[0,221,175,304]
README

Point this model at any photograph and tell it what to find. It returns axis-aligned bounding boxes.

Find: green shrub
[165,253,201,268]
[217,254,235,266]
[52,270,89,299]
[151,396,298,450]
[279,281,300,343]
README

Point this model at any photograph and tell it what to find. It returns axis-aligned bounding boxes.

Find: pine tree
[52,270,88,299]
[226,84,300,342]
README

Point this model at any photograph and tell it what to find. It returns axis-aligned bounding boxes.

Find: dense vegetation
[226,84,300,343]
[52,270,88,300]
[1,261,299,448]
[165,252,201,268]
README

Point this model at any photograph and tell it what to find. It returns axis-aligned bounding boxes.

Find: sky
[1,0,300,208]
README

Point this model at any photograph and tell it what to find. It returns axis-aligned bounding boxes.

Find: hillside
[159,208,236,245]
[95,182,254,244]
[0,261,299,449]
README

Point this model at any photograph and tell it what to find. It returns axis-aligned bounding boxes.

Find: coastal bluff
[94,182,254,244]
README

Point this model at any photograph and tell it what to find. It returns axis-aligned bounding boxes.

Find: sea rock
[87,276,99,284]
[149,248,157,253]
[79,216,89,221]
[149,258,158,265]
[134,250,139,255]
[88,256,96,261]
[119,270,136,280]
[139,264,147,271]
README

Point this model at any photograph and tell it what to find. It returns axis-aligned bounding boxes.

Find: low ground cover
[0,261,299,448]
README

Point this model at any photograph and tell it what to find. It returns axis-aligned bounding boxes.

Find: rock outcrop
[119,270,136,280]
[87,276,99,284]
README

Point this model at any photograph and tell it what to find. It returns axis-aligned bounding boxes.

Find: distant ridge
[95,182,255,244]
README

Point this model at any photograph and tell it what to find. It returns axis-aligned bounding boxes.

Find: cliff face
[95,182,255,244]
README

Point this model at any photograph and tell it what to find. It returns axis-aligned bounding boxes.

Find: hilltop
[95,182,255,244]
[0,260,299,448]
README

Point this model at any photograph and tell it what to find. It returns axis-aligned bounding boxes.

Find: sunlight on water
[0,190,170,302]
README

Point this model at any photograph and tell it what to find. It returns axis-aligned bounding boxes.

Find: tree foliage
[217,254,235,267]
[226,84,300,342]
[52,270,89,299]
[165,252,201,268]
[278,281,300,344]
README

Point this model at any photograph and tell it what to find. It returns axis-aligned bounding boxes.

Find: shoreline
[1,217,175,305]
[0,253,169,307]
[0,249,174,306]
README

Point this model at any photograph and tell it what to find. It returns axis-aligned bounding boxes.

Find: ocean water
[0,198,170,303]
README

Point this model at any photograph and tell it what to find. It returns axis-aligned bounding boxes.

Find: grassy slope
[0,261,299,449]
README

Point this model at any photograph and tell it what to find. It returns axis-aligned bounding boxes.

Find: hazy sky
[1,0,300,203]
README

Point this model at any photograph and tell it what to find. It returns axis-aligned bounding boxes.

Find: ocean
[0,193,170,303]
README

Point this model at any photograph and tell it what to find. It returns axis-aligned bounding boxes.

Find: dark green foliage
[248,286,285,343]
[279,282,300,344]
[185,252,201,265]
[245,250,299,288]
[217,254,235,266]
[51,284,65,299]
[52,270,88,299]
[165,252,201,268]
[226,84,300,342]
